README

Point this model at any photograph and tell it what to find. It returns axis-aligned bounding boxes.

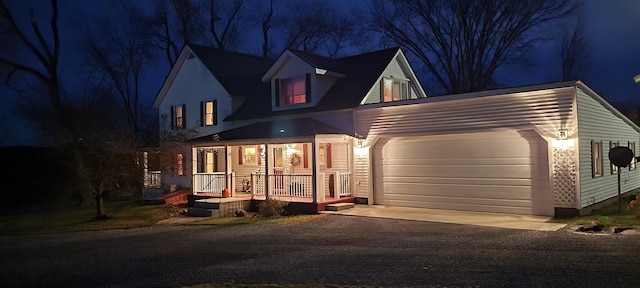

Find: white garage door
[373,130,553,216]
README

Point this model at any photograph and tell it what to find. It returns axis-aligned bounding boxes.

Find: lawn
[0,200,176,236]
[2,193,640,236]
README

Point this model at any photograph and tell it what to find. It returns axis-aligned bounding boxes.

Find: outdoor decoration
[290,153,301,166]
[222,188,231,198]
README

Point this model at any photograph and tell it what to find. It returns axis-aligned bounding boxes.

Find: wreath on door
[290,153,301,166]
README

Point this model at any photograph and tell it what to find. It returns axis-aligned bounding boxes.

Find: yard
[1,194,639,236]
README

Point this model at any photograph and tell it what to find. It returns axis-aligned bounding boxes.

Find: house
[146,43,640,217]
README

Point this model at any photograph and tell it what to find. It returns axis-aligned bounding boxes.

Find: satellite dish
[609,146,634,168]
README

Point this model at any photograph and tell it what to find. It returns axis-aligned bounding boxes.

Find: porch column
[191,146,197,190]
[265,143,270,200]
[225,144,233,197]
[312,139,317,203]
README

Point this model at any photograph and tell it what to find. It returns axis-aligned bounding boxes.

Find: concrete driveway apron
[323,205,567,231]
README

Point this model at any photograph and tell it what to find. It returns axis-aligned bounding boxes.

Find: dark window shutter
[274,79,280,107]
[182,104,186,128]
[303,143,308,168]
[200,101,204,127]
[408,81,413,98]
[170,106,175,130]
[238,147,243,165]
[213,100,218,125]
[198,150,204,173]
[380,79,385,103]
[326,144,332,168]
[305,73,311,103]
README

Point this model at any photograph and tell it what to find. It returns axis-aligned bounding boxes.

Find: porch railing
[193,172,234,194]
[250,173,313,198]
[144,170,161,188]
[336,171,351,197]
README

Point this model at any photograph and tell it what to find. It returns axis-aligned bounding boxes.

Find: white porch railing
[251,173,313,198]
[144,171,161,188]
[194,172,234,194]
[336,171,351,197]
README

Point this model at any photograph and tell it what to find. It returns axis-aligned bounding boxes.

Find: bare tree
[364,0,578,95]
[144,0,205,67]
[279,0,356,57]
[558,17,589,80]
[205,0,246,51]
[0,0,97,204]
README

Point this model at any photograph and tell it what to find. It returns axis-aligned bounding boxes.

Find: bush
[257,199,288,217]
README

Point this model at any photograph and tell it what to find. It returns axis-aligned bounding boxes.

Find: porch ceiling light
[280,129,285,134]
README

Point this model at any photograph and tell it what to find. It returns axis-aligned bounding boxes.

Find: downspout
[312,138,317,203]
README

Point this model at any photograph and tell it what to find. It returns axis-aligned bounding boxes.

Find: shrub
[257,199,288,217]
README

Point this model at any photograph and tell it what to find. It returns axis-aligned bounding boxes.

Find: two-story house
[146,43,640,218]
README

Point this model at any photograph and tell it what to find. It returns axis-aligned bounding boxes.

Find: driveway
[323,205,567,231]
[1,214,639,288]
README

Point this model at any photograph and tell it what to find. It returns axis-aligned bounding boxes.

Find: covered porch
[190,118,358,204]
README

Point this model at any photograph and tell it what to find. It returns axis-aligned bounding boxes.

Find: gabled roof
[188,44,275,97]
[226,47,405,121]
[190,118,354,143]
[152,44,274,108]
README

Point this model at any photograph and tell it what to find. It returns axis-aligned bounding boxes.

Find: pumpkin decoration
[222,188,231,198]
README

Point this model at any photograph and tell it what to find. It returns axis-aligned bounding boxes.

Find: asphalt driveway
[1,214,639,288]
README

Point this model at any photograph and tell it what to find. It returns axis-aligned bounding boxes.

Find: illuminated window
[205,151,215,173]
[318,144,332,168]
[172,105,185,129]
[201,100,217,126]
[280,76,307,105]
[382,77,411,102]
[244,147,256,164]
[176,153,185,176]
[592,141,602,178]
[630,142,636,171]
[610,141,619,174]
[273,147,284,168]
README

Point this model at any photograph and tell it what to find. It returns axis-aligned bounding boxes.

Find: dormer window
[382,77,411,102]
[171,105,186,129]
[275,74,311,106]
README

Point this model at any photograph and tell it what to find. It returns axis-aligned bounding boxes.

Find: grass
[190,214,326,225]
[0,200,175,236]
[555,196,640,227]
[178,284,428,288]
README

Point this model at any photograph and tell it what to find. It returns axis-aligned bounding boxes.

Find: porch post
[311,139,317,203]
[225,144,233,197]
[265,143,270,199]
[191,146,197,190]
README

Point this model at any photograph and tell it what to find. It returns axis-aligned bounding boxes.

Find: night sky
[1,0,639,146]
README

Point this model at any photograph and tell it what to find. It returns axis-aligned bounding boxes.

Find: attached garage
[372,130,554,216]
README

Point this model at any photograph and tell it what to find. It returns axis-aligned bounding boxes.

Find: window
[201,100,217,126]
[318,143,332,168]
[630,142,636,171]
[176,153,185,176]
[273,147,284,168]
[592,141,603,177]
[171,105,185,129]
[381,77,411,102]
[610,141,619,174]
[276,74,310,106]
[205,151,215,173]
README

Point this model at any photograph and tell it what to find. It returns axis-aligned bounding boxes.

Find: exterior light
[280,129,285,133]
[634,74,640,84]
[553,129,572,149]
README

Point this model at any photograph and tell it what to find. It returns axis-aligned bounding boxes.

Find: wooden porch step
[187,207,214,217]
[325,203,355,211]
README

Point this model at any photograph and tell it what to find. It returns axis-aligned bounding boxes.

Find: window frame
[201,100,217,126]
[176,153,185,176]
[630,142,636,171]
[592,140,603,178]
[610,141,619,175]
[171,105,186,129]
[280,76,306,105]
[381,77,411,103]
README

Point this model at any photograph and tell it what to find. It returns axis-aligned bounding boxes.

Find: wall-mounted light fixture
[552,129,573,149]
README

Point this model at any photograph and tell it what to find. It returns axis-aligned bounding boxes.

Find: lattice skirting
[553,147,576,207]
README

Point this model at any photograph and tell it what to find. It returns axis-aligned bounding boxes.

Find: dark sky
[1,0,640,146]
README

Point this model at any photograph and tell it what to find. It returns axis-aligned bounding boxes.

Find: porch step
[194,201,221,209]
[325,202,355,211]
[187,207,214,217]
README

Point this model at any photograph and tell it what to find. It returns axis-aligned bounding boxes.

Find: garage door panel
[382,183,533,200]
[383,164,532,178]
[383,176,532,186]
[374,130,553,216]
[384,199,532,215]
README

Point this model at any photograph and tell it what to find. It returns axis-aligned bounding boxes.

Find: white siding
[356,87,576,140]
[354,152,369,198]
[159,56,236,138]
[576,88,640,208]
[361,55,421,105]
